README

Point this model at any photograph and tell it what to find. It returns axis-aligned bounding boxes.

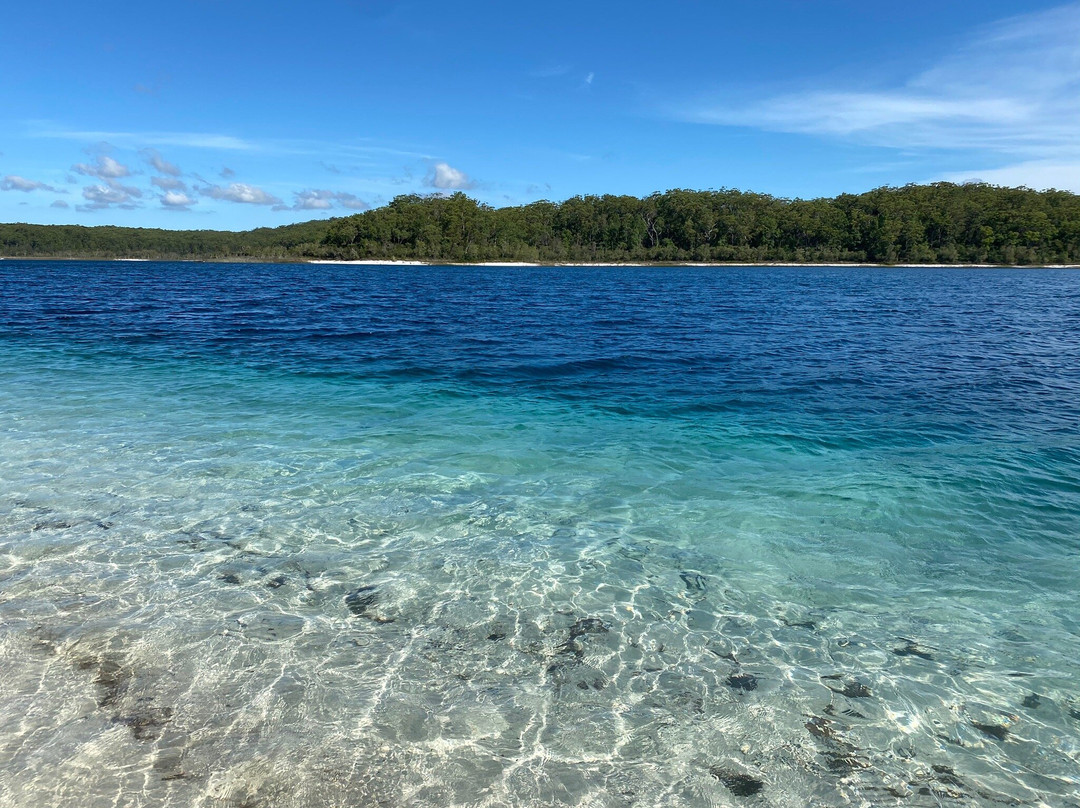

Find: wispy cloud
[36,126,256,151]
[530,65,572,78]
[1,174,61,193]
[133,73,169,96]
[321,161,375,176]
[28,124,434,167]
[142,148,181,176]
[681,2,1080,173]
[151,176,187,192]
[334,142,433,160]
[425,162,475,190]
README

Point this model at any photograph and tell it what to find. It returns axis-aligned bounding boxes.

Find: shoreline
[308,259,1080,269]
[4,255,1080,268]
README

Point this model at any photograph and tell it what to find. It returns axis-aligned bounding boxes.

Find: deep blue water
[5,263,1079,427]
[1,260,1079,807]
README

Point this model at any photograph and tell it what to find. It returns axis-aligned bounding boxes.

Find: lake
[1,261,1078,807]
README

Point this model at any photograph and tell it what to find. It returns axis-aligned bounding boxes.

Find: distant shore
[6,183,1080,268]
[4,256,1080,268]
[306,259,1080,269]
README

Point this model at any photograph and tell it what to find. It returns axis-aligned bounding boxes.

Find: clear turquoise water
[1,261,1079,806]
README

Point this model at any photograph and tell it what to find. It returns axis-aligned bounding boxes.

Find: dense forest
[0,218,331,261]
[3,183,1080,264]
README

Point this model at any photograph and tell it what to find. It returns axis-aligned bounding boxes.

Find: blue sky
[2,0,1078,230]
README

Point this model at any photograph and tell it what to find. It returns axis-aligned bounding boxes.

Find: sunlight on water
[1,262,1079,807]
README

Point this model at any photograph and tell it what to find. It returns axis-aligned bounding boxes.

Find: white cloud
[161,191,196,209]
[683,2,1080,165]
[335,191,368,210]
[73,154,132,180]
[142,148,181,176]
[425,162,475,190]
[2,174,60,192]
[584,72,595,86]
[151,176,187,192]
[201,182,283,205]
[274,189,370,212]
[51,200,69,208]
[78,180,142,211]
[292,189,335,210]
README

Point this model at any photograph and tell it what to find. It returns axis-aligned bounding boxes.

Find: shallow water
[1,261,1078,807]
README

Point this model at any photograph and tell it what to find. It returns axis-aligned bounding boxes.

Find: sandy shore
[308,259,1080,269]
[4,257,1077,268]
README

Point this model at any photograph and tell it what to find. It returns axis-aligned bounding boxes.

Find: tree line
[0,219,330,261]
[4,183,1080,264]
